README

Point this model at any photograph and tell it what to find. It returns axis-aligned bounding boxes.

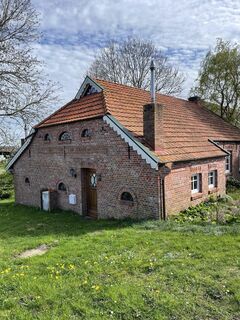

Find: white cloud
[32,0,240,102]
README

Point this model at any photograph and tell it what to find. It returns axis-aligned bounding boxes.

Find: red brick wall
[12,117,229,219]
[218,142,240,180]
[13,118,160,219]
[164,157,226,215]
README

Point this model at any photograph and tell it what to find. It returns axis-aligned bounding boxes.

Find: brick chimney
[143,60,164,151]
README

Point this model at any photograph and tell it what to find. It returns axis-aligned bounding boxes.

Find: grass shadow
[0,200,138,239]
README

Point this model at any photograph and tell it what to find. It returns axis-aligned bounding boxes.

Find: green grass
[0,199,239,319]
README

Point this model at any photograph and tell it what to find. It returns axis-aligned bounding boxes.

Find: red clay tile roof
[36,77,240,163]
[37,92,106,128]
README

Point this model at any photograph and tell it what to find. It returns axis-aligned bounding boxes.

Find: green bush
[227,177,240,188]
[0,167,13,200]
[173,195,240,224]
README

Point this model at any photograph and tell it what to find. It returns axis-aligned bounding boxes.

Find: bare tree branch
[0,0,59,145]
[88,38,185,95]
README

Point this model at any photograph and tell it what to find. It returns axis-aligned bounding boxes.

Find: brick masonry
[12,117,236,219]
[163,157,226,215]
[13,118,160,220]
[218,142,240,180]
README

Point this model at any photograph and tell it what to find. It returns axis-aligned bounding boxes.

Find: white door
[42,191,50,211]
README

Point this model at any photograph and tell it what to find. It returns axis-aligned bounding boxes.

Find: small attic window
[44,133,51,141]
[59,131,71,141]
[81,129,91,137]
[83,84,97,96]
[25,177,30,185]
[121,192,134,202]
[58,182,67,191]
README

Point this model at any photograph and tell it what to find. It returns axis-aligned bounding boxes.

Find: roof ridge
[94,77,188,103]
[101,90,111,114]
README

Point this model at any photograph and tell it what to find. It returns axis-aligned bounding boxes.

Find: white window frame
[191,173,200,194]
[225,151,232,173]
[208,170,216,189]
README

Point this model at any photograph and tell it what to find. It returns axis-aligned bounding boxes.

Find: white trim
[208,170,216,189]
[191,173,200,194]
[103,115,159,170]
[75,76,103,99]
[225,151,232,173]
[6,132,35,171]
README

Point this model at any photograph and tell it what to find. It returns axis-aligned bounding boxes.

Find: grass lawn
[0,199,239,319]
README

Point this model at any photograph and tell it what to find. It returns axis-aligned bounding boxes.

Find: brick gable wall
[13,118,160,219]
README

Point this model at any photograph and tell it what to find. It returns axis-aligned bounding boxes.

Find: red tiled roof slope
[37,92,106,128]
[37,77,240,163]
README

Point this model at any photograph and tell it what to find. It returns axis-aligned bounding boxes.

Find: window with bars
[59,131,71,141]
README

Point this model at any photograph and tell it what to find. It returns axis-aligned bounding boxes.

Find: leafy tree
[88,38,185,95]
[193,39,240,126]
[0,0,58,145]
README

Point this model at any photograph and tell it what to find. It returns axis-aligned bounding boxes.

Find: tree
[192,39,240,126]
[88,38,185,95]
[0,0,58,146]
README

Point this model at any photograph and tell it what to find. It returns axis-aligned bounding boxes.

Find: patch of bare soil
[17,244,49,258]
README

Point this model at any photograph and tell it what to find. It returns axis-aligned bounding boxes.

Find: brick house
[6,75,240,219]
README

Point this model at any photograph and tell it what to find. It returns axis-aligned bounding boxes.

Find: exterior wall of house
[217,142,240,180]
[164,157,226,215]
[13,118,160,220]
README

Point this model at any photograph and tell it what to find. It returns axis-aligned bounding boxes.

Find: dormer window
[59,131,71,141]
[81,129,91,138]
[83,84,97,96]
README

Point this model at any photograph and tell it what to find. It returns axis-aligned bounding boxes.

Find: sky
[32,0,240,105]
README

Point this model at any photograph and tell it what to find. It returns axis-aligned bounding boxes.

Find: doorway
[82,168,98,218]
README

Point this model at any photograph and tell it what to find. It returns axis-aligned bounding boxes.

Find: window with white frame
[208,170,217,188]
[225,151,232,173]
[191,173,201,194]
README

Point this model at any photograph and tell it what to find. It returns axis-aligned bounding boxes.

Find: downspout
[157,175,161,220]
[157,174,166,220]
[161,178,166,220]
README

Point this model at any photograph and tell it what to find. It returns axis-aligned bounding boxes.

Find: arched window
[58,182,67,191]
[121,192,134,202]
[44,133,51,141]
[59,131,71,141]
[25,177,30,184]
[81,129,91,137]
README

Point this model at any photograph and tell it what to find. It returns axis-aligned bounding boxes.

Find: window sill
[191,193,203,201]
[208,187,218,194]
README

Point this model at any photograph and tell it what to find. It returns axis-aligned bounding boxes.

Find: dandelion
[69,264,75,270]
[83,280,88,285]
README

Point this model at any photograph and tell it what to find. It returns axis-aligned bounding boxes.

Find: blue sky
[32,0,240,104]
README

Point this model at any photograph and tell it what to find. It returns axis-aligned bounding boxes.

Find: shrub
[0,167,13,200]
[227,177,240,188]
[173,195,239,224]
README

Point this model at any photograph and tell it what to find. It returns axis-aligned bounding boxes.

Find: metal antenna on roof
[150,60,156,104]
